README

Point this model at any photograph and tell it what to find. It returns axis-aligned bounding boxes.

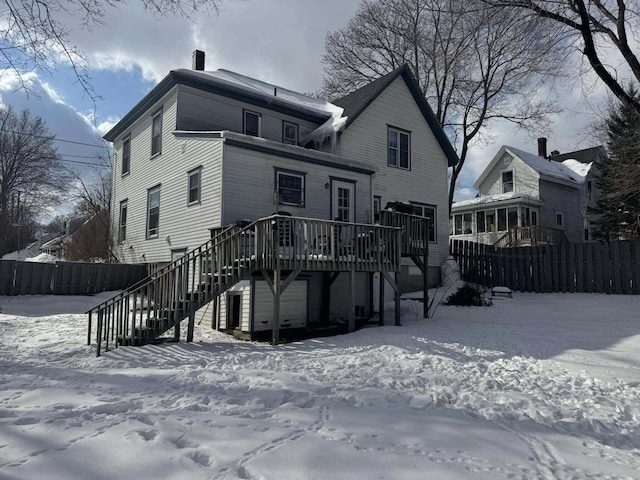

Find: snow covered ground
[1,290,639,479]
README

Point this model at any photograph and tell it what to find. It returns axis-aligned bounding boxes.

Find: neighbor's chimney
[537,137,547,159]
[192,50,205,71]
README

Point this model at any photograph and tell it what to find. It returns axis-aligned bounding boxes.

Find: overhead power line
[1,128,109,149]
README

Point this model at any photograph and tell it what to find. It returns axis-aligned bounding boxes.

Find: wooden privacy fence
[0,260,148,296]
[450,239,640,295]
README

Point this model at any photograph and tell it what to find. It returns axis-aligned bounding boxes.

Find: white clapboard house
[450,139,604,247]
[89,51,458,355]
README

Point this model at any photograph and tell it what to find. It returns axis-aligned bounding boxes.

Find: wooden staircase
[87,222,255,356]
[87,213,428,356]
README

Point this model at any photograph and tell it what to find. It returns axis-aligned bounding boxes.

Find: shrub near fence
[450,239,640,295]
[0,260,148,296]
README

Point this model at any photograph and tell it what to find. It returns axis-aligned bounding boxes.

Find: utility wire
[1,128,109,149]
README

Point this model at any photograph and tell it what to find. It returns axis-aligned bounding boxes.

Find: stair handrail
[86,223,239,316]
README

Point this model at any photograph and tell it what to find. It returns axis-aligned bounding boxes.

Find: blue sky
[0,0,612,212]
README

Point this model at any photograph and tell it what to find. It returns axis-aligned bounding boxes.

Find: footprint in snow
[187,451,211,467]
[12,417,40,426]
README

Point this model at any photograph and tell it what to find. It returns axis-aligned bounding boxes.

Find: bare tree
[483,0,640,116]
[64,156,114,261]
[0,106,66,256]
[323,0,566,210]
[0,0,229,101]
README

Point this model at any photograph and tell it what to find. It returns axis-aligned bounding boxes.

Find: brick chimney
[192,50,205,71]
[537,137,547,158]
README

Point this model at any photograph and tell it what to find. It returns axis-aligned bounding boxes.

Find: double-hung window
[283,121,298,145]
[118,200,128,243]
[502,171,514,193]
[122,135,131,175]
[388,127,410,169]
[244,110,261,137]
[410,202,437,242]
[151,109,163,156]
[276,169,305,207]
[188,167,202,205]
[146,185,161,238]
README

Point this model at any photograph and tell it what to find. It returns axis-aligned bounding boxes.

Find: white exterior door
[332,180,355,223]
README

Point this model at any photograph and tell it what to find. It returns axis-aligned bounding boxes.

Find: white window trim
[275,169,305,207]
[146,185,161,238]
[283,121,298,145]
[501,170,514,193]
[244,110,261,137]
[409,202,437,242]
[187,167,202,206]
[151,109,163,157]
[388,126,411,170]
[122,135,131,176]
[118,199,128,243]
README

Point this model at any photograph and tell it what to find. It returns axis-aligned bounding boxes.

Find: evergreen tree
[589,89,640,240]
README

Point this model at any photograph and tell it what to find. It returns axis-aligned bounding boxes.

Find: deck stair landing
[87,214,414,356]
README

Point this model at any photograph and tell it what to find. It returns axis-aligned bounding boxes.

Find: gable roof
[474,145,593,190]
[549,145,605,164]
[333,65,459,167]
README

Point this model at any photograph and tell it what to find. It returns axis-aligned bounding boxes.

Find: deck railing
[88,215,402,356]
[494,226,568,248]
[379,210,430,256]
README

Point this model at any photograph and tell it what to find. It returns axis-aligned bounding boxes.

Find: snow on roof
[180,68,342,117]
[452,192,531,209]
[177,68,349,149]
[507,146,592,184]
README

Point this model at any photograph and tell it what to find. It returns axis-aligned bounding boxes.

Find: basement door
[332,180,355,223]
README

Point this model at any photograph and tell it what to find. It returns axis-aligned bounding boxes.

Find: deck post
[423,218,429,319]
[378,272,385,326]
[87,311,92,346]
[211,295,218,330]
[272,267,281,345]
[187,309,195,343]
[348,269,355,332]
[174,322,180,341]
[395,271,401,326]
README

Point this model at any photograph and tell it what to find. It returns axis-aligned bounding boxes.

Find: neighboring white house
[104,51,457,340]
[450,140,604,246]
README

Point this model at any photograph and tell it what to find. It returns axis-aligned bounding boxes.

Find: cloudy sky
[0,0,614,209]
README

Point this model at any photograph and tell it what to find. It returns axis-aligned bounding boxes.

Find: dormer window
[502,171,514,193]
[244,110,261,137]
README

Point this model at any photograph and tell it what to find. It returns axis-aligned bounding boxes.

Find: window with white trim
[188,167,202,205]
[122,135,131,175]
[502,170,514,193]
[244,110,261,137]
[151,109,163,156]
[410,203,437,242]
[118,199,128,243]
[276,169,305,207]
[283,121,298,145]
[388,127,410,169]
[147,185,161,238]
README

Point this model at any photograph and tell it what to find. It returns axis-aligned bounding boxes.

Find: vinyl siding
[253,280,308,332]
[110,89,224,264]
[221,144,371,225]
[217,281,251,330]
[539,180,583,242]
[176,86,321,144]
[478,153,540,198]
[339,77,450,267]
[330,272,370,319]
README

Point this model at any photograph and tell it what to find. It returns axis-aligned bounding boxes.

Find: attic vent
[503,157,511,166]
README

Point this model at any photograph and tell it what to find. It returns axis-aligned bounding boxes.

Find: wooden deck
[87,213,429,356]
